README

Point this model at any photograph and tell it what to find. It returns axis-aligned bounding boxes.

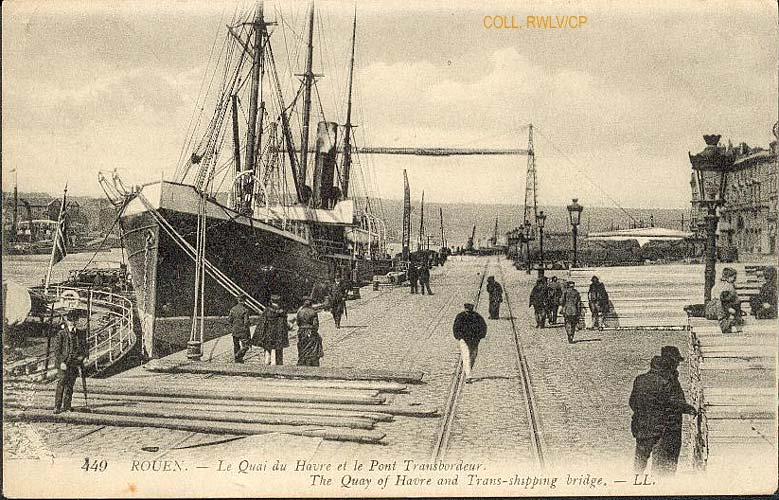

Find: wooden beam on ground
[6,389,435,417]
[143,360,425,384]
[8,402,376,430]
[84,378,381,399]
[6,390,396,422]
[44,382,385,405]
[112,372,407,393]
[4,408,386,444]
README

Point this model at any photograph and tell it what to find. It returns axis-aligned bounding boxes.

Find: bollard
[373,277,379,291]
[186,340,202,361]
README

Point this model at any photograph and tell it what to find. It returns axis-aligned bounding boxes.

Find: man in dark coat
[296,297,323,366]
[629,355,697,475]
[228,295,251,363]
[750,266,777,319]
[486,276,503,320]
[407,263,419,294]
[258,295,289,365]
[546,276,563,325]
[656,345,693,475]
[559,281,582,343]
[419,263,433,295]
[329,279,347,328]
[54,309,89,413]
[453,303,487,383]
[529,277,548,328]
[588,276,609,330]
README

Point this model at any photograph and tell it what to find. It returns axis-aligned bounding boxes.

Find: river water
[2,248,126,288]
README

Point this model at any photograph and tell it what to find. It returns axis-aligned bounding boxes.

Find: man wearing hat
[587,276,609,330]
[227,295,251,363]
[486,276,503,320]
[629,354,697,475]
[529,277,548,328]
[656,345,693,475]
[452,302,487,383]
[262,294,289,365]
[54,308,89,413]
[559,281,582,343]
[296,297,323,366]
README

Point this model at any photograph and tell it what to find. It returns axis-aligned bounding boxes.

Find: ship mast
[402,169,410,261]
[242,2,266,213]
[298,2,316,201]
[417,190,425,252]
[341,8,357,198]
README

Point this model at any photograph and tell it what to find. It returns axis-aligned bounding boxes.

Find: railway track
[430,256,546,467]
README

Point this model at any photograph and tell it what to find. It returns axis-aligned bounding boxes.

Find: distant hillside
[372,199,690,248]
[6,191,689,248]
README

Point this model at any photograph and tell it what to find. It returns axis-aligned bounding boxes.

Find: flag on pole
[52,216,68,265]
[45,185,68,290]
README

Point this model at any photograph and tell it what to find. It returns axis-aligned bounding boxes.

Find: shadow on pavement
[572,338,602,344]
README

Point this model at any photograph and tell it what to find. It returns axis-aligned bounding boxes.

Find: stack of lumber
[687,317,777,471]
[5,363,437,445]
[569,266,700,329]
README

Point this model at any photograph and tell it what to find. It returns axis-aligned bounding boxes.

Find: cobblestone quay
[6,256,689,476]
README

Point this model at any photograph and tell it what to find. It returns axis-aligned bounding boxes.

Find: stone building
[690,130,778,258]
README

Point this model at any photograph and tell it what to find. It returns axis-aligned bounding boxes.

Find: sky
[2,0,777,210]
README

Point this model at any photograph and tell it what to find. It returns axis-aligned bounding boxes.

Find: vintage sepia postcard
[2,0,777,497]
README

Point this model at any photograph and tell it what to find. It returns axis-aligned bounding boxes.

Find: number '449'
[81,458,108,472]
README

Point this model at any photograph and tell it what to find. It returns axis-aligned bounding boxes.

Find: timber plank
[144,360,425,384]
[5,388,436,417]
[46,383,385,405]
[4,408,386,444]
[6,390,395,422]
[6,402,376,430]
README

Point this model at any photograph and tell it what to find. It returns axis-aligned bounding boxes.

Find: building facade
[690,131,778,258]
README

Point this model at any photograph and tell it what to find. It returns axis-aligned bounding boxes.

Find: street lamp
[523,220,533,274]
[567,198,583,268]
[689,134,735,302]
[536,210,547,272]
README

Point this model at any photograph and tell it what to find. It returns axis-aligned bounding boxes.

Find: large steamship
[111,3,391,358]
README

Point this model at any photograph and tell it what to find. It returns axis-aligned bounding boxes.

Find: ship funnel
[312,121,339,209]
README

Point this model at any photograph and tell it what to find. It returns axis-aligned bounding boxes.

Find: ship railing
[4,286,136,380]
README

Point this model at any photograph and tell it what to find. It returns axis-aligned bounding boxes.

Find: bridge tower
[523,124,538,236]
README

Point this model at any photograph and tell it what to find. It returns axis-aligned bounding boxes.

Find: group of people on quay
[407,261,434,295]
[705,265,777,333]
[528,274,610,343]
[227,277,351,366]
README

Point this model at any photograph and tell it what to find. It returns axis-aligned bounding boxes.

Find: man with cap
[486,276,503,320]
[452,302,487,383]
[296,297,323,366]
[257,294,289,365]
[559,281,582,343]
[227,295,251,363]
[529,277,548,328]
[419,262,433,295]
[54,308,89,413]
[629,354,697,475]
[656,345,694,475]
[407,262,419,294]
[329,278,347,328]
[587,276,609,330]
[546,276,563,325]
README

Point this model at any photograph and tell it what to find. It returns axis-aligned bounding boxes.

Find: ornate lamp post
[567,198,583,268]
[689,134,735,301]
[536,210,547,272]
[523,220,533,274]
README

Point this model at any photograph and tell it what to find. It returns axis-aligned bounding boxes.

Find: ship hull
[120,181,385,358]
[121,181,337,358]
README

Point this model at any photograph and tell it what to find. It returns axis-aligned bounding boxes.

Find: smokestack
[312,121,339,208]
